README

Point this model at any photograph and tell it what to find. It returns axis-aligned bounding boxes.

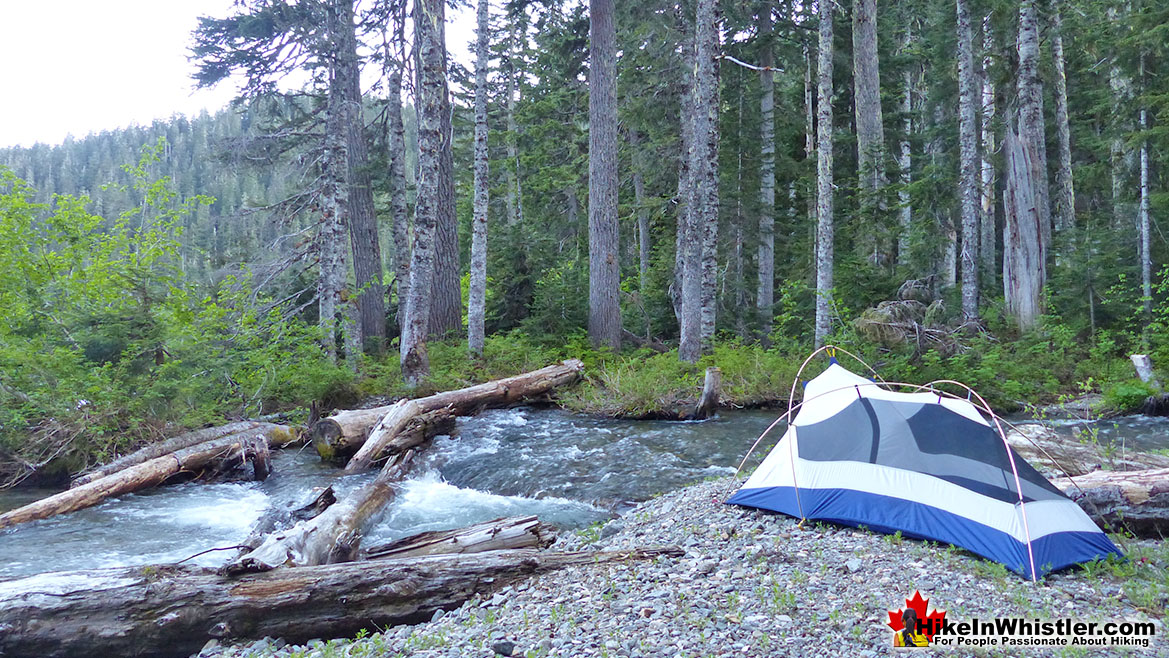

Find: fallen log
[0,546,683,658]
[238,486,339,552]
[0,431,283,530]
[1006,423,1169,478]
[345,407,456,471]
[362,515,557,560]
[312,359,583,467]
[71,422,296,488]
[226,447,423,572]
[1053,467,1169,537]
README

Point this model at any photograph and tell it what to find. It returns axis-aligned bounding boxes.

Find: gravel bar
[198,477,1167,658]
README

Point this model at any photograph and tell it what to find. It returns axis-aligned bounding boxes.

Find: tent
[727,355,1122,579]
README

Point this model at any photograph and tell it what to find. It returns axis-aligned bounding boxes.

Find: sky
[0,0,477,149]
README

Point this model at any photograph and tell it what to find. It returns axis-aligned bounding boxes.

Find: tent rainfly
[727,356,1122,580]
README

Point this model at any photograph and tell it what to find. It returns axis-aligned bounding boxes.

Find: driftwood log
[362,515,557,560]
[0,430,291,530]
[1053,468,1169,537]
[71,422,295,488]
[312,359,584,467]
[227,446,427,572]
[0,547,682,658]
[1005,423,1169,478]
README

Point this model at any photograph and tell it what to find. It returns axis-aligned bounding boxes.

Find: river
[2,408,1166,581]
[0,408,783,579]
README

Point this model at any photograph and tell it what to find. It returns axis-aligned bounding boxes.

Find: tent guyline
[726,346,1123,581]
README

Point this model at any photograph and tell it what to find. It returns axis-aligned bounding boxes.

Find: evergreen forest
[2,0,1168,482]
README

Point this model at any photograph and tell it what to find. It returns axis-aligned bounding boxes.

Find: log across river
[0,407,785,579]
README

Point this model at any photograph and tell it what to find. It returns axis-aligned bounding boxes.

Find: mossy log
[0,546,683,658]
[71,422,296,488]
[312,359,584,467]
[1052,467,1169,537]
[0,432,283,530]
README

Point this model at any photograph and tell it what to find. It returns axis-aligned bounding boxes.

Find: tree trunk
[1003,108,1046,331]
[362,515,556,559]
[1139,56,1151,319]
[468,0,490,356]
[587,0,621,350]
[71,422,288,488]
[336,0,386,354]
[679,0,720,362]
[897,33,914,266]
[672,19,694,326]
[430,107,461,338]
[313,360,584,462]
[804,43,816,228]
[1050,0,1075,236]
[691,367,721,420]
[1015,0,1050,249]
[0,430,292,530]
[979,14,997,285]
[0,547,682,658]
[852,0,887,240]
[956,0,980,321]
[1108,7,1132,230]
[1052,468,1169,537]
[629,132,651,311]
[384,20,411,337]
[401,0,447,386]
[505,21,525,228]
[757,8,776,340]
[814,0,835,347]
[318,59,350,363]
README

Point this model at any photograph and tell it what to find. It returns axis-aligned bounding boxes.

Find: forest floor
[196,477,1166,658]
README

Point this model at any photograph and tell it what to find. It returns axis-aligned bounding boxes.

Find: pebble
[194,477,1165,658]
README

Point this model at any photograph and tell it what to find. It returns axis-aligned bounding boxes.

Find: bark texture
[318,55,350,363]
[336,0,385,354]
[1003,109,1046,330]
[814,0,835,347]
[979,14,996,283]
[384,21,411,336]
[401,0,447,386]
[468,0,490,355]
[0,547,682,658]
[852,0,887,228]
[587,0,621,350]
[679,0,720,362]
[756,9,776,339]
[430,107,461,338]
[956,0,980,321]
[1050,1,1075,236]
[1015,0,1050,247]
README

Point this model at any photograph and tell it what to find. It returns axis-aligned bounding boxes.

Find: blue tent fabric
[727,364,1122,578]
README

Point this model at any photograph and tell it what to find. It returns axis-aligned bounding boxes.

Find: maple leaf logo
[887,590,947,642]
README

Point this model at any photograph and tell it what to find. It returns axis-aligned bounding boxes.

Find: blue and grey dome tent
[727,347,1122,580]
